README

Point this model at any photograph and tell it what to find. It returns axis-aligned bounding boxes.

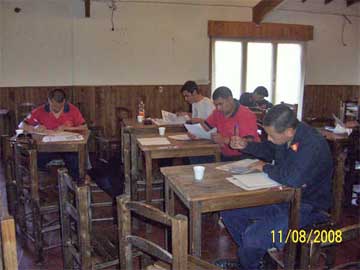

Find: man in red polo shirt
[204,86,259,161]
[20,88,87,180]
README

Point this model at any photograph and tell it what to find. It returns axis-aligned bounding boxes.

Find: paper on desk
[216,159,259,174]
[226,173,280,190]
[160,110,189,124]
[184,123,217,140]
[168,134,190,141]
[42,131,84,142]
[137,137,171,146]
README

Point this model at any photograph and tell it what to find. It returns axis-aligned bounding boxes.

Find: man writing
[177,80,215,123]
[215,105,333,270]
[203,86,259,161]
[20,88,87,180]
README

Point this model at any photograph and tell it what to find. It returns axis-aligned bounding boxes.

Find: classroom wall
[0,0,359,87]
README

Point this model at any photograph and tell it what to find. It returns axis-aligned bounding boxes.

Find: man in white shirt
[178,80,215,123]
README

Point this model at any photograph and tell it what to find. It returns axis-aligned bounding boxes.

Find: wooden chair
[15,102,35,127]
[95,106,132,164]
[344,127,360,207]
[264,153,346,270]
[299,223,360,270]
[58,168,119,269]
[0,200,18,270]
[117,195,220,270]
[14,138,60,263]
[339,100,359,123]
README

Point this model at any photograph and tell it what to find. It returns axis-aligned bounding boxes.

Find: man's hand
[188,132,198,140]
[230,136,248,150]
[247,160,267,172]
[345,120,359,128]
[211,133,228,145]
[34,125,47,133]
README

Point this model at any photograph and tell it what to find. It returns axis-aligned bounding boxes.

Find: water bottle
[138,100,145,117]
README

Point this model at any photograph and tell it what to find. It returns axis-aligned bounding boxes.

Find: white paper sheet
[137,137,171,146]
[42,131,84,142]
[168,134,190,141]
[184,123,217,140]
[226,173,280,190]
[216,159,259,174]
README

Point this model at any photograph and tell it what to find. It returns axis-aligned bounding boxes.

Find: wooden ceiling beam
[324,0,334,4]
[253,0,285,24]
[347,0,360,6]
[85,0,90,18]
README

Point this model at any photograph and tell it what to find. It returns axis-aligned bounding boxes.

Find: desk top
[318,128,349,142]
[161,163,293,208]
[136,132,220,152]
[122,118,186,133]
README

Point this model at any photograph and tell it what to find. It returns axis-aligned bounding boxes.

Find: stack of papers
[168,134,190,141]
[152,110,189,126]
[227,173,280,190]
[330,114,352,135]
[137,137,171,146]
[184,123,217,140]
[216,159,259,174]
[42,131,84,142]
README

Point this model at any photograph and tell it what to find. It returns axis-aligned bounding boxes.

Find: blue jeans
[220,203,327,270]
[37,152,79,180]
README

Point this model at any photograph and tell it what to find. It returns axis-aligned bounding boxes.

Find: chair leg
[32,201,44,263]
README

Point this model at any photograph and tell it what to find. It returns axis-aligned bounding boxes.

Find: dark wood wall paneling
[0,85,211,137]
[302,85,360,120]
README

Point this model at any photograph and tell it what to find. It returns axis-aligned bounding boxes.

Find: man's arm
[241,140,276,162]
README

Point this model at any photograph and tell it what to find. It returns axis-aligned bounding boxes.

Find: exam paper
[226,173,280,190]
[42,131,84,142]
[184,123,217,140]
[137,137,171,146]
[216,159,259,174]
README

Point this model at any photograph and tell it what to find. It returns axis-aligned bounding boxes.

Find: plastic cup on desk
[193,166,205,181]
[158,127,166,136]
[15,129,23,136]
[137,115,144,123]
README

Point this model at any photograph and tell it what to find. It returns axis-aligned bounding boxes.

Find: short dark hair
[212,86,233,100]
[181,81,199,94]
[48,88,66,103]
[253,86,269,97]
[263,104,299,133]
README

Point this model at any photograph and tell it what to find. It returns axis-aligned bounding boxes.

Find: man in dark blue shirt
[215,105,333,270]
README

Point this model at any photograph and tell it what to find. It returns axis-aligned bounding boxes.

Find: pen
[234,123,239,136]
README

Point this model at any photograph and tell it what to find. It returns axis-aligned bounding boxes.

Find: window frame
[210,37,306,119]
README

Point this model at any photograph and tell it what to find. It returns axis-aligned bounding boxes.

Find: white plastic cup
[137,115,144,123]
[193,166,205,181]
[158,127,166,136]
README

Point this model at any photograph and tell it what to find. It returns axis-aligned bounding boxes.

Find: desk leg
[130,134,138,201]
[215,151,221,162]
[164,180,174,251]
[189,202,202,257]
[78,144,86,181]
[145,152,152,205]
[123,133,131,195]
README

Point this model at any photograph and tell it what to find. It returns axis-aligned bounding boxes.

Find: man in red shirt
[20,88,87,180]
[204,86,259,161]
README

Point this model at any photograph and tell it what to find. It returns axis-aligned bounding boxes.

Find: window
[212,39,304,117]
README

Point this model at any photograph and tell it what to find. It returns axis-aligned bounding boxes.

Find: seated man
[177,80,215,123]
[215,105,333,270]
[20,88,87,180]
[203,86,259,161]
[239,86,273,110]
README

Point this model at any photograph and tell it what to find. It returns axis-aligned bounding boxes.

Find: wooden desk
[121,118,186,195]
[135,133,221,206]
[161,162,300,266]
[12,131,89,180]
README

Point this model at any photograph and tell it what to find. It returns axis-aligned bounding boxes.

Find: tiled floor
[1,162,359,270]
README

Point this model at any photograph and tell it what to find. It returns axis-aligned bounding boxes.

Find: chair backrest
[58,168,93,270]
[339,100,359,123]
[280,102,298,116]
[0,193,18,270]
[117,195,188,270]
[15,102,35,127]
[58,168,119,270]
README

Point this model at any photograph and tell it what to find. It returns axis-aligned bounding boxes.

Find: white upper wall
[0,0,359,86]
[267,0,360,85]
